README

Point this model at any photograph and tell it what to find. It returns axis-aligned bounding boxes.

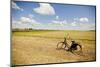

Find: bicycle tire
[71,44,83,55]
[57,42,65,49]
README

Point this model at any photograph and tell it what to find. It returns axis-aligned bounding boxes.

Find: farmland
[12,30,96,65]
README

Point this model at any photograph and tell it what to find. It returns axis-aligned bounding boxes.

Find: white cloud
[74,17,89,22]
[33,3,55,15]
[20,17,40,25]
[79,23,95,30]
[12,20,22,28]
[20,17,32,23]
[72,17,94,29]
[12,1,23,11]
[12,16,95,30]
[79,17,89,22]
[51,20,67,26]
[12,16,41,29]
[71,21,77,26]
[71,17,95,30]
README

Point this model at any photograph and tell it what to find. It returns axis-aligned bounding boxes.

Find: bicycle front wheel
[57,42,65,49]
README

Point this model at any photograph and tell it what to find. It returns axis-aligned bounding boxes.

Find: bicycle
[56,38,82,54]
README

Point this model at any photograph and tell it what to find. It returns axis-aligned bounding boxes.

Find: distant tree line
[12,28,34,32]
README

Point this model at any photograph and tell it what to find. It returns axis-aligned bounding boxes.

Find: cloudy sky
[12,1,96,30]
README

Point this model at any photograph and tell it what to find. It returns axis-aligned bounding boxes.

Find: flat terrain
[12,30,96,65]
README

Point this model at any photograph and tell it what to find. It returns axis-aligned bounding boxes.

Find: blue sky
[12,1,96,30]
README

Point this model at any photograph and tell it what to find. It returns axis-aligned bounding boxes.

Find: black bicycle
[57,38,82,54]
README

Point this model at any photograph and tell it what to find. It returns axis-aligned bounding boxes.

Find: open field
[12,30,96,65]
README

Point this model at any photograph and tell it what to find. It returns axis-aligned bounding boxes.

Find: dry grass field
[12,30,96,65]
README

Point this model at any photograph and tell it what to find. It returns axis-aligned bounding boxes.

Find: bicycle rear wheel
[77,44,82,52]
[72,44,83,55]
